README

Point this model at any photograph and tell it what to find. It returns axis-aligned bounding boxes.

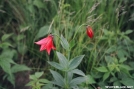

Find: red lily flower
[86,26,94,38]
[35,34,56,55]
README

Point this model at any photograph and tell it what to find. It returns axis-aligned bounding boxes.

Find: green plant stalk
[65,71,69,89]
[65,47,71,89]
[86,38,99,73]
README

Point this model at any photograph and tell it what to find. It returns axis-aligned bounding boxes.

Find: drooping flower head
[35,34,56,55]
[86,26,94,38]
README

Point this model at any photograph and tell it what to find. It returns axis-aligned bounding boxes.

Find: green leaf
[105,46,116,53]
[0,59,11,75]
[0,58,14,86]
[0,42,13,48]
[39,79,50,84]
[56,52,68,69]
[41,83,53,89]
[70,39,75,49]
[1,33,13,41]
[85,74,96,84]
[109,77,118,82]
[108,64,115,71]
[128,62,134,68]
[95,66,108,72]
[35,72,44,78]
[60,35,70,51]
[113,81,121,86]
[11,64,31,73]
[50,70,64,87]
[1,49,16,60]
[0,55,15,74]
[35,25,49,40]
[7,73,15,86]
[120,68,133,78]
[105,56,113,64]
[16,34,25,41]
[119,64,133,70]
[67,72,73,82]
[117,49,125,58]
[33,0,45,8]
[30,75,37,80]
[69,55,85,70]
[120,78,134,86]
[69,77,86,87]
[103,72,110,81]
[26,81,35,86]
[125,30,133,34]
[119,57,127,63]
[71,69,85,76]
[0,57,14,64]
[48,61,63,70]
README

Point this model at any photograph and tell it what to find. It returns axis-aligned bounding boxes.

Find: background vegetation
[0,0,134,89]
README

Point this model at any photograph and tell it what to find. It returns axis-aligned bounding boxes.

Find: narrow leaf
[125,30,133,34]
[33,0,45,8]
[120,78,134,86]
[48,61,63,70]
[39,79,50,84]
[35,25,49,40]
[60,35,70,50]
[50,70,65,87]
[119,57,127,63]
[95,66,108,72]
[11,64,30,73]
[69,55,84,70]
[70,77,86,87]
[105,46,116,53]
[56,52,68,69]
[35,72,44,78]
[0,58,11,74]
[119,64,133,70]
[71,69,85,76]
[103,72,110,81]
[2,33,13,41]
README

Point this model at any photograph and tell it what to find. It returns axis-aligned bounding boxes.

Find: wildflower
[86,26,94,38]
[35,34,56,55]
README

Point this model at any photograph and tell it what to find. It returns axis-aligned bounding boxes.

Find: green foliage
[26,72,50,89]
[1,0,134,89]
[0,33,30,87]
[48,51,85,88]
[60,35,70,51]
[90,29,134,87]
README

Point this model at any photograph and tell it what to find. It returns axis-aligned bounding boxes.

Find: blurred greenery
[0,0,134,89]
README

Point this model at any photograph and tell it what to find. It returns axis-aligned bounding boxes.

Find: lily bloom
[35,34,56,55]
[86,26,94,38]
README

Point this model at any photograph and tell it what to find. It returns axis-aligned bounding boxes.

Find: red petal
[86,26,94,38]
[35,34,56,55]
[40,44,46,51]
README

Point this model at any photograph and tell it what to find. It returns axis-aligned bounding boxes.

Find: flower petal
[35,38,48,45]
[35,34,56,55]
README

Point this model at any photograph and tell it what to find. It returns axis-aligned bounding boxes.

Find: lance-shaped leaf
[71,69,85,76]
[48,61,63,70]
[60,35,70,51]
[69,55,85,70]
[69,77,86,87]
[56,52,68,70]
[50,70,65,87]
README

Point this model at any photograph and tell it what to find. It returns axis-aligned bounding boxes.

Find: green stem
[47,19,54,34]
[65,71,69,89]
